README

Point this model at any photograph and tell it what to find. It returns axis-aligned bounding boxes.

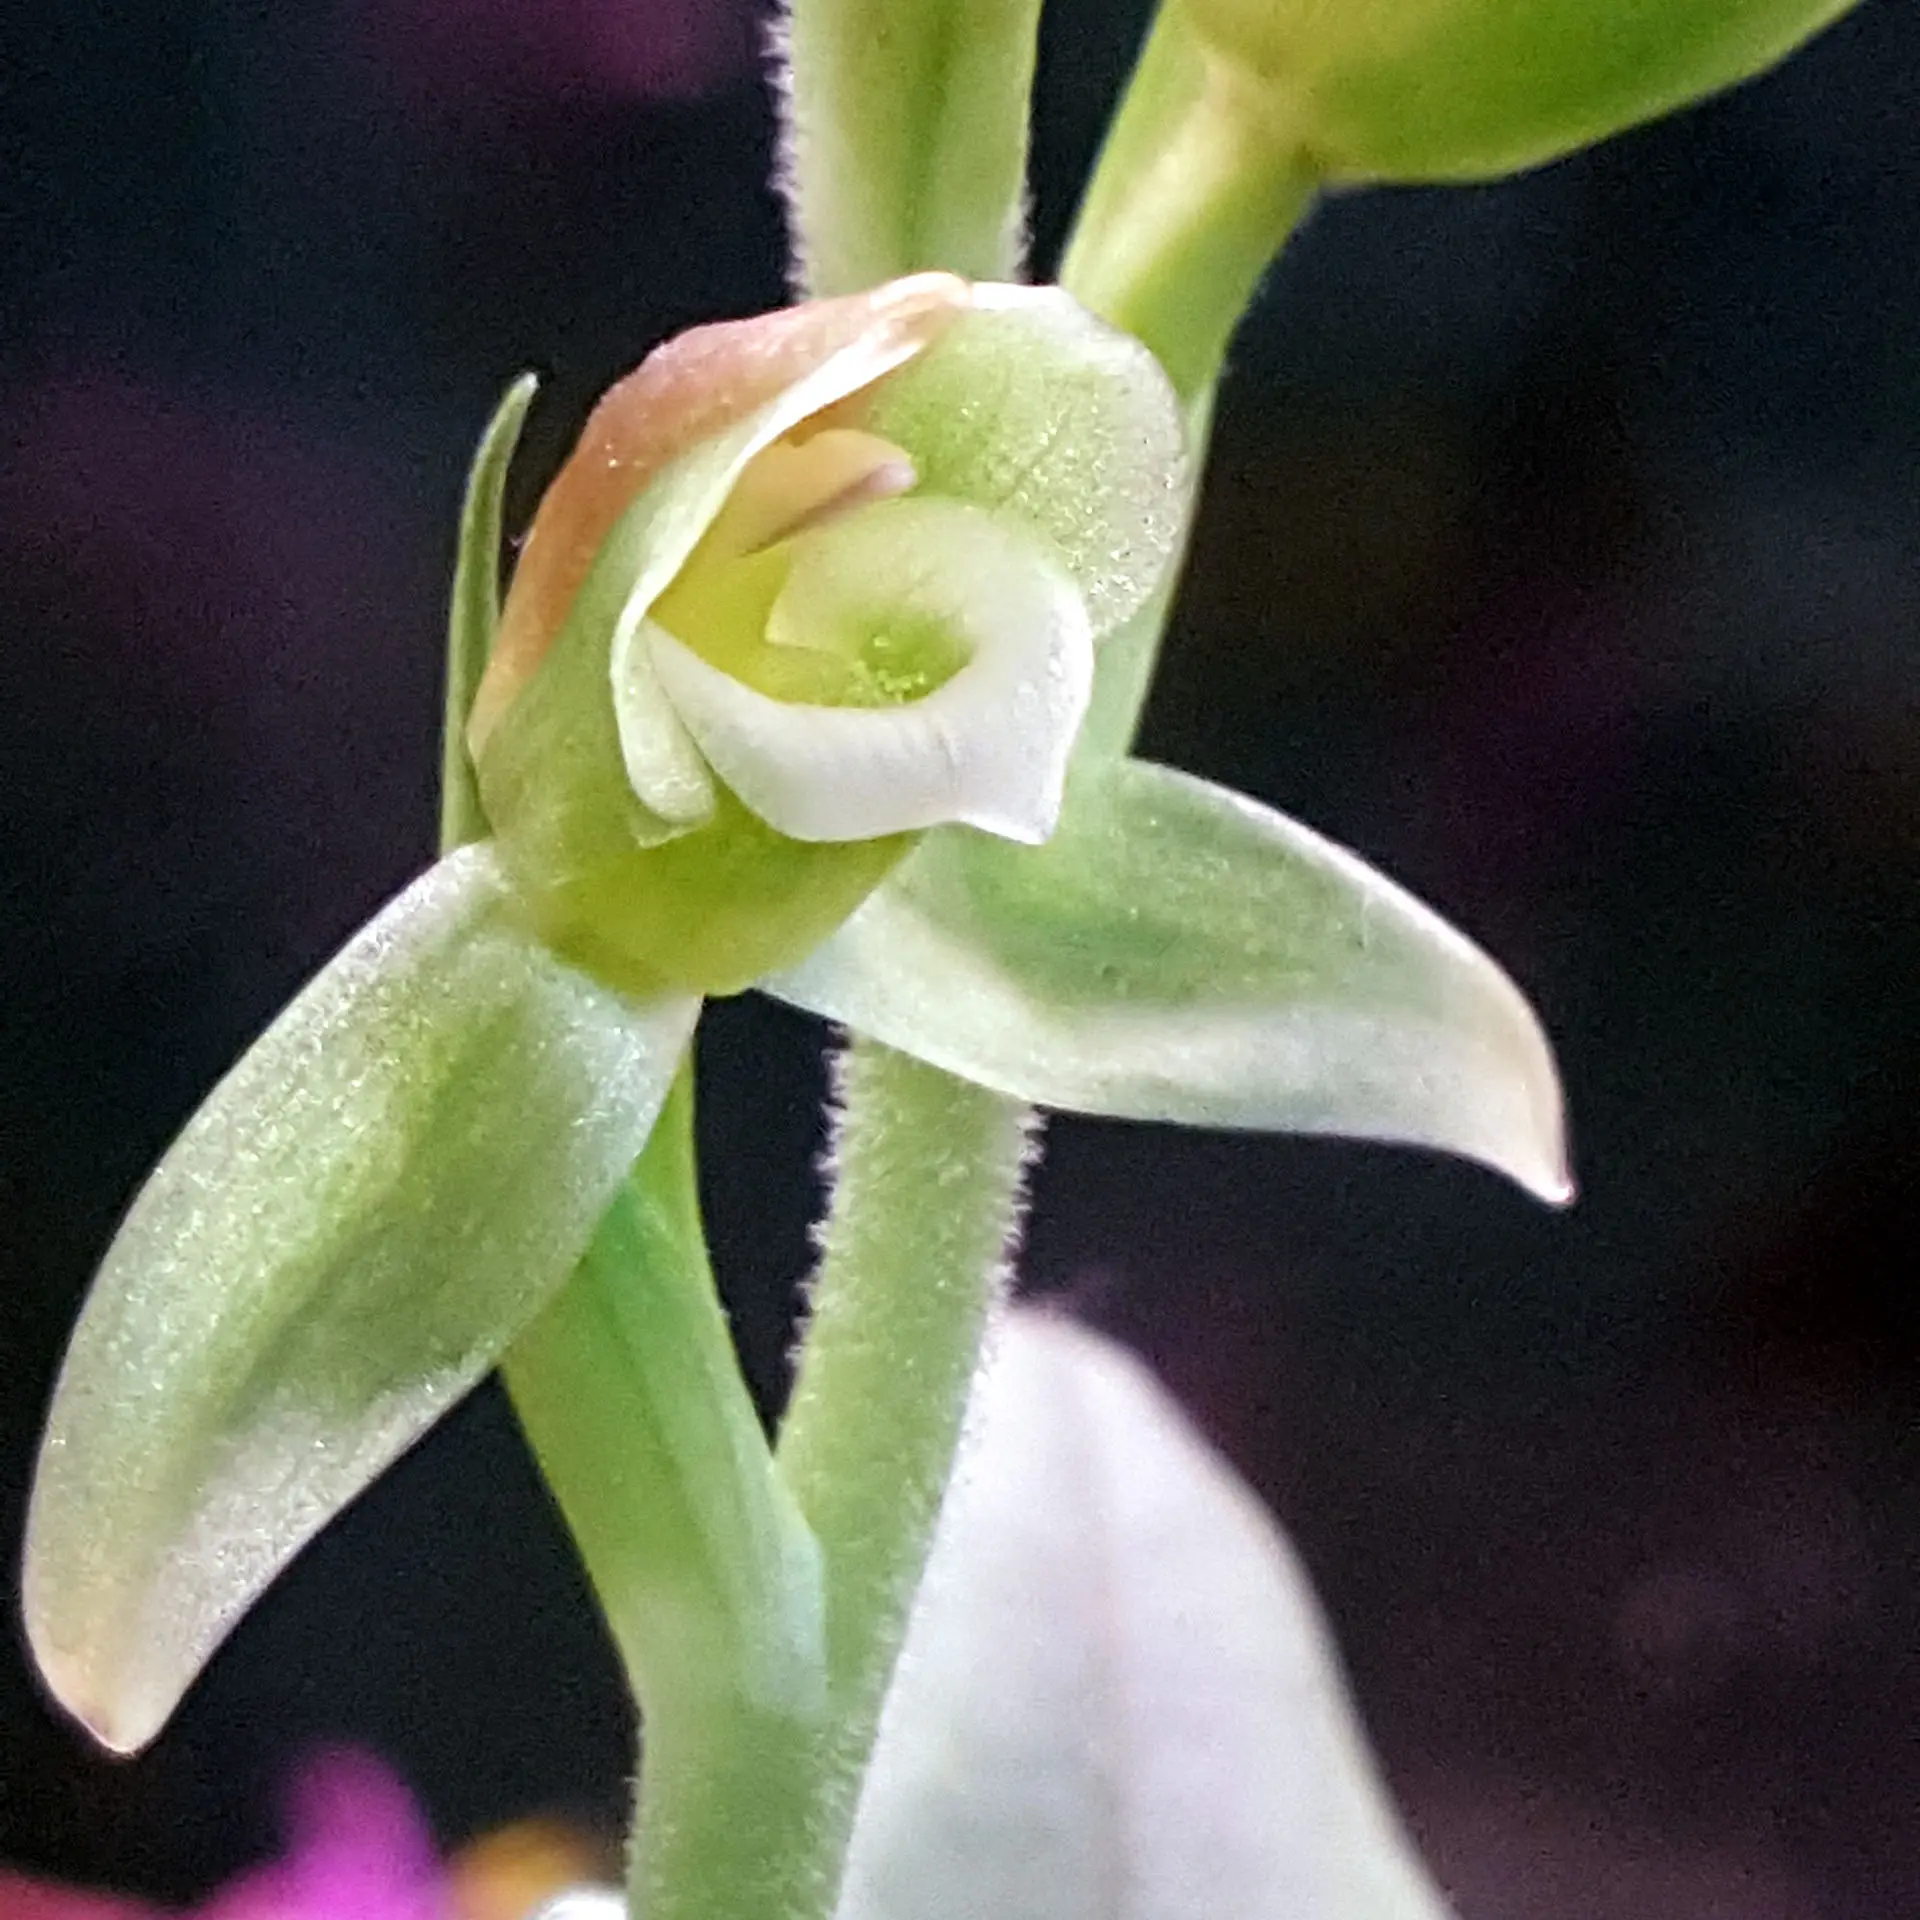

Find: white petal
[607,616,718,836]
[586,300,974,803]
[649,499,1093,845]
[838,1310,1453,1920]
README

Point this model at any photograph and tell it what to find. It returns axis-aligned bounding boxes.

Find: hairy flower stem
[759,27,1321,1919]
[1061,7,1318,403]
[776,1047,1037,1888]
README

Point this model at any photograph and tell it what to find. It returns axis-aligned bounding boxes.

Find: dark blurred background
[3,3,1916,1914]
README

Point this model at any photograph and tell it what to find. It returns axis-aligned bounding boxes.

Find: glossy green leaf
[1179,0,1860,183]
[766,756,1571,1202]
[23,844,698,1753]
[779,0,1044,295]
[837,1310,1453,1920]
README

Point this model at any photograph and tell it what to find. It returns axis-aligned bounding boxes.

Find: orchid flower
[22,268,1565,1759]
[21,0,1864,1914]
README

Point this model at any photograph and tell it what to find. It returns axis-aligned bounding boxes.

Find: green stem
[441,390,835,1920]
[503,1079,832,1920]
[747,23,1322,1920]
[1062,9,1314,757]
[1060,8,1317,403]
[782,0,1043,296]
[775,1047,1037,1890]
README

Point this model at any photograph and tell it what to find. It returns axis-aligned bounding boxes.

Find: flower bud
[1178,0,1859,182]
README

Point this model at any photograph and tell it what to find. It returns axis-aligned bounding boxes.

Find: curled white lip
[648,495,1093,846]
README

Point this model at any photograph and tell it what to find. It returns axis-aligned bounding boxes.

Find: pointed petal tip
[1540,1149,1579,1209]
[1511,1137,1577,1209]
[1492,1035,1575,1208]
[23,1631,165,1759]
[21,1552,165,1753]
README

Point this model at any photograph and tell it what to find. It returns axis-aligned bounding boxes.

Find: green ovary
[521,787,913,1001]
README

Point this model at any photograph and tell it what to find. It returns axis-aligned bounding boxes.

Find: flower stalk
[1060,6,1318,403]
[743,16,1323,1920]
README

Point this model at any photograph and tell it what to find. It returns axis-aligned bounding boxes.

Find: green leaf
[778,0,1044,296]
[1178,0,1861,183]
[837,1309,1453,1920]
[441,373,537,852]
[765,756,1571,1203]
[23,844,698,1753]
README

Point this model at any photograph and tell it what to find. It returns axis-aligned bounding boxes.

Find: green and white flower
[23,273,1567,1758]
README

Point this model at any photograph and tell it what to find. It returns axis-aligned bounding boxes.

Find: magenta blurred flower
[0,1874,155,1920]
[0,1750,447,1920]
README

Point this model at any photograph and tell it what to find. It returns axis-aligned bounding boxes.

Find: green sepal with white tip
[767,756,1571,1203]
[22,845,698,1754]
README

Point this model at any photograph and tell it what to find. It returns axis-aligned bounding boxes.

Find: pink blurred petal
[199,1750,446,1920]
[0,1869,160,1920]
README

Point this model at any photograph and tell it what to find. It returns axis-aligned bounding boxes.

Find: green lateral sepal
[23,844,698,1753]
[765,756,1572,1203]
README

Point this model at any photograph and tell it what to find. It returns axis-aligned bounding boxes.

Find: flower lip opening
[649,425,938,714]
[728,427,919,556]
[467,272,970,756]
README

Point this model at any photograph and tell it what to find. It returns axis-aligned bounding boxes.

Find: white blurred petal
[838,1310,1453,1920]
